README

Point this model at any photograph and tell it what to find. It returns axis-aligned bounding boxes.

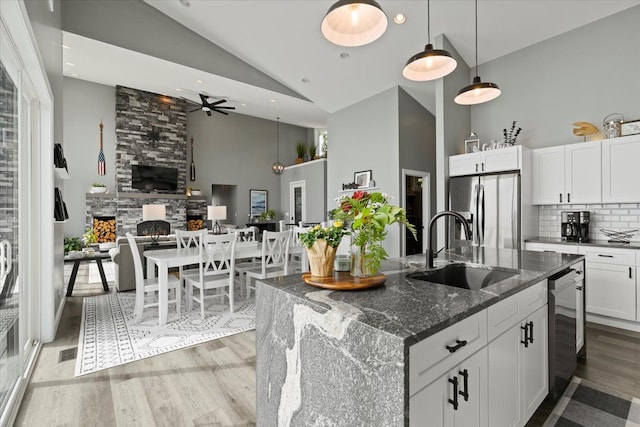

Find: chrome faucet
[426,211,471,268]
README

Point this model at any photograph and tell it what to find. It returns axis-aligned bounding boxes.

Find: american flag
[98,150,106,175]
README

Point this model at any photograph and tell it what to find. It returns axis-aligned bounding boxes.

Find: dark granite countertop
[526,237,640,250]
[257,247,584,347]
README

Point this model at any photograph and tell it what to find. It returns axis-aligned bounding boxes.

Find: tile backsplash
[538,203,640,243]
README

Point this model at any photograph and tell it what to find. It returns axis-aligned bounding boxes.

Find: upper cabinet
[450,146,521,177]
[602,135,640,203]
[532,141,601,205]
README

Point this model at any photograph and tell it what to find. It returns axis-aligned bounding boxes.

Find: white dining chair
[175,229,207,284]
[185,233,237,318]
[232,227,260,271]
[126,232,181,323]
[244,229,291,298]
[289,225,311,273]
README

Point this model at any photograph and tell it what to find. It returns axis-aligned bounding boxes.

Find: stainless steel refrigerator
[448,172,520,249]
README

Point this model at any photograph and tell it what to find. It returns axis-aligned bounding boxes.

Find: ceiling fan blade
[199,93,208,104]
[188,107,202,113]
[214,106,235,110]
[209,99,227,106]
[213,109,229,116]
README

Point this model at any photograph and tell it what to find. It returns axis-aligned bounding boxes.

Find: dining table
[144,241,306,325]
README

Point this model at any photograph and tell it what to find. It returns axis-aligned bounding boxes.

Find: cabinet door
[532,146,565,204]
[410,373,452,427]
[564,141,601,204]
[577,282,584,352]
[522,306,548,422]
[602,136,640,203]
[488,325,522,427]
[482,146,520,173]
[586,262,636,320]
[450,153,482,177]
[453,347,488,427]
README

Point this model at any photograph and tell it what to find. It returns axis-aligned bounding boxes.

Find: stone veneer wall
[538,203,640,243]
[115,85,187,193]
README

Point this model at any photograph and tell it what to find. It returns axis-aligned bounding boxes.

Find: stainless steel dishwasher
[547,264,582,401]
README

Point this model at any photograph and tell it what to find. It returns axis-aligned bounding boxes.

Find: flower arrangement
[298,221,349,277]
[82,227,98,247]
[333,191,416,276]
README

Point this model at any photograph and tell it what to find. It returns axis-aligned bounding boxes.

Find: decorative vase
[306,239,336,277]
[350,244,378,278]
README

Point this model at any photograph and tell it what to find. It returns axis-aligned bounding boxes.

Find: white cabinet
[487,281,548,427]
[580,247,636,321]
[524,242,579,254]
[602,135,640,203]
[532,142,601,205]
[449,146,521,177]
[410,347,488,427]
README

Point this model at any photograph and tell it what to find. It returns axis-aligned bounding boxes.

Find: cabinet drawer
[409,310,487,396]
[524,242,579,254]
[583,247,635,265]
[487,280,547,341]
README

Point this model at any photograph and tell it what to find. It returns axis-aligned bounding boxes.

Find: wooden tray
[302,272,386,291]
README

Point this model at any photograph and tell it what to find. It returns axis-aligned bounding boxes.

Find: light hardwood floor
[15,267,256,426]
[15,265,640,426]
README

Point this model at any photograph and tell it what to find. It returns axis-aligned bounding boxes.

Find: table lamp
[142,204,166,245]
[208,205,227,235]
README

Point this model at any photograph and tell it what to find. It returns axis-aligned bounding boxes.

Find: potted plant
[333,191,416,277]
[83,227,98,248]
[298,222,349,277]
[258,209,276,221]
[91,183,107,193]
[64,237,83,257]
[308,144,317,160]
[295,141,306,164]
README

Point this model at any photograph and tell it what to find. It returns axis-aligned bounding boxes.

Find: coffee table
[64,252,111,296]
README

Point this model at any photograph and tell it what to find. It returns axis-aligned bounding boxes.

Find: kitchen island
[255,247,584,426]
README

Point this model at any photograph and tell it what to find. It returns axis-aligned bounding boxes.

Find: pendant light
[272,117,284,175]
[321,0,388,47]
[454,0,501,105]
[402,0,457,81]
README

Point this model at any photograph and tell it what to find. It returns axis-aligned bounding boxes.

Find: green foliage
[91,183,106,187]
[295,141,307,158]
[258,209,276,221]
[308,144,317,159]
[83,227,98,247]
[333,191,417,271]
[64,237,82,253]
[298,222,349,249]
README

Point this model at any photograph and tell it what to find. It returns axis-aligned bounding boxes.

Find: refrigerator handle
[472,185,479,246]
[478,184,485,245]
[512,178,519,249]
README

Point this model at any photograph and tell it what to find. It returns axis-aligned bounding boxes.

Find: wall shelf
[339,186,379,193]
[54,167,70,180]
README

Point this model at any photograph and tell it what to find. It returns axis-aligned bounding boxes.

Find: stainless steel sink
[407,264,519,290]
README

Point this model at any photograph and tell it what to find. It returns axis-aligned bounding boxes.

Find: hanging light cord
[474,0,479,73]
[427,0,431,44]
[276,117,280,161]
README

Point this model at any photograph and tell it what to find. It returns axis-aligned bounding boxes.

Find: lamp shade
[321,0,388,47]
[454,76,501,105]
[403,44,457,81]
[207,205,227,221]
[142,204,166,221]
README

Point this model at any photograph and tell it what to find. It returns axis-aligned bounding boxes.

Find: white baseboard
[586,313,640,332]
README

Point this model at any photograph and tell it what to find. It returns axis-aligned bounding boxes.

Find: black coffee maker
[561,211,590,242]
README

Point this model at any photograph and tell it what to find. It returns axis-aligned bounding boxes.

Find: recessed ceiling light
[241,103,246,107]
[270,99,276,103]
[340,52,350,60]
[180,0,190,6]
[71,73,78,77]
[196,79,203,84]
[393,13,406,24]
[62,44,71,50]
[176,88,182,92]
[65,62,75,67]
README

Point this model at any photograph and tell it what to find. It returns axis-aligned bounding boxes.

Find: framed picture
[465,139,480,153]
[250,189,267,217]
[354,170,372,188]
[621,120,640,137]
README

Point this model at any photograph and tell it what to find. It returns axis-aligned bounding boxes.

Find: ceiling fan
[183,93,236,116]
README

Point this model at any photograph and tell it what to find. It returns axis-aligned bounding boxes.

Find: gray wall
[280,160,327,224]
[399,87,436,221]
[327,87,401,257]
[471,5,640,149]
[186,111,308,226]
[435,34,471,248]
[62,78,116,237]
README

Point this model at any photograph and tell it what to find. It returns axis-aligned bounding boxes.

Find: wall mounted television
[131,164,178,192]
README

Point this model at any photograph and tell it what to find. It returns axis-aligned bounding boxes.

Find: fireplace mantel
[86,192,191,200]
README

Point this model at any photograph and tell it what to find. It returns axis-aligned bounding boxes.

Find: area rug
[75,291,255,377]
[544,376,640,426]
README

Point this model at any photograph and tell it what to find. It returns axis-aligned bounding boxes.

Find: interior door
[289,180,305,225]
